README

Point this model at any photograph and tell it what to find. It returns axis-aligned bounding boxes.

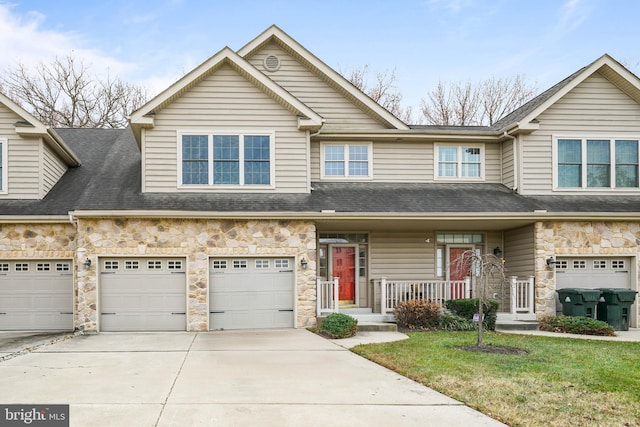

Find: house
[1,25,639,332]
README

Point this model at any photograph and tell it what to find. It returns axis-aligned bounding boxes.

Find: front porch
[316,276,536,323]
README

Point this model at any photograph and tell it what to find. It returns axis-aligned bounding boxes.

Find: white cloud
[0,4,133,78]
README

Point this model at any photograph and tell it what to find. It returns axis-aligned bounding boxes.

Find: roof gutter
[68,209,640,221]
[0,215,73,224]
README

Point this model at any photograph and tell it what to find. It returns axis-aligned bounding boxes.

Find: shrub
[318,313,358,338]
[437,314,476,331]
[445,298,499,331]
[395,299,441,329]
[539,315,615,336]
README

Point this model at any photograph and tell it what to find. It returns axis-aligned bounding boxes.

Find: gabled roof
[128,46,324,146]
[238,25,410,131]
[0,91,80,166]
[494,54,640,133]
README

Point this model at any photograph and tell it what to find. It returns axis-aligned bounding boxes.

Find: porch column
[510,276,518,315]
[528,276,535,314]
[380,277,387,315]
[333,277,340,313]
[464,276,472,299]
[316,277,321,316]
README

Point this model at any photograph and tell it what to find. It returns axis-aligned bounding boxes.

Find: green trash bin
[597,288,638,331]
[556,288,601,318]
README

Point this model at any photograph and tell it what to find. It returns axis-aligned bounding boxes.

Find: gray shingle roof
[3,127,640,217]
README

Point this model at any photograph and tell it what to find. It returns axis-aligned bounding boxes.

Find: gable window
[556,138,639,189]
[179,132,273,187]
[321,143,372,179]
[436,144,483,179]
[0,138,6,193]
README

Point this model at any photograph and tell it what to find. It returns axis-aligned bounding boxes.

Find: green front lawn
[352,331,640,427]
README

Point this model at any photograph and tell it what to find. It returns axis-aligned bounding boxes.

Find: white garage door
[0,260,73,331]
[555,257,632,312]
[209,258,295,330]
[100,258,186,331]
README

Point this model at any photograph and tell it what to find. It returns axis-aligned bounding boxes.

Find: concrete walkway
[0,329,506,427]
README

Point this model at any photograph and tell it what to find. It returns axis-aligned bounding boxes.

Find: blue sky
[1,0,639,111]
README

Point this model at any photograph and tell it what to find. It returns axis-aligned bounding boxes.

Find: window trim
[0,137,7,194]
[320,142,373,180]
[434,143,485,181]
[177,130,275,189]
[553,136,640,191]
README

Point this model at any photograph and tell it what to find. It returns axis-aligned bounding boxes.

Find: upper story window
[321,143,372,179]
[179,132,274,187]
[0,138,6,193]
[435,144,483,179]
[556,138,639,189]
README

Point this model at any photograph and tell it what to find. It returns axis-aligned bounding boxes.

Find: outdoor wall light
[546,257,557,269]
[84,258,92,269]
[493,246,502,258]
[300,258,308,269]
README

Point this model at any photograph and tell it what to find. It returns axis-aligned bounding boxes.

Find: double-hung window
[180,132,273,187]
[322,143,372,178]
[0,138,6,193]
[556,138,639,189]
[436,144,483,179]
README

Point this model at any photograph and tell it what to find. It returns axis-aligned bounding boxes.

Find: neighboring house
[1,25,639,332]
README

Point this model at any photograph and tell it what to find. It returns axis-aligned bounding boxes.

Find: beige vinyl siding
[311,140,502,183]
[247,42,387,131]
[370,232,434,280]
[504,225,535,279]
[143,64,309,193]
[41,142,67,196]
[520,72,640,195]
[502,139,515,189]
[0,103,40,199]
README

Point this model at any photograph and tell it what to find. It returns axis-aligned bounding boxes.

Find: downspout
[502,131,518,192]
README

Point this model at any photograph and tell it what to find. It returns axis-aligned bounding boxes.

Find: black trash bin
[556,288,601,318]
[597,288,638,331]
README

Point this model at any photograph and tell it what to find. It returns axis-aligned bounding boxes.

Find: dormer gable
[494,54,640,134]
[0,91,80,199]
[238,25,409,131]
[129,46,324,148]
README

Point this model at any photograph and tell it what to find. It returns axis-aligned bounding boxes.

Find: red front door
[449,247,472,298]
[332,247,356,303]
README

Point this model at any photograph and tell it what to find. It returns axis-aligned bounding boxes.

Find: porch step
[495,320,540,331]
[339,308,374,315]
[357,322,398,332]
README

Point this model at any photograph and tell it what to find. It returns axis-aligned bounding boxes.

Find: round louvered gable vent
[263,55,281,72]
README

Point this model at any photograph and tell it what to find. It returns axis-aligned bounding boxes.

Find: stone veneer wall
[535,221,639,326]
[76,218,317,332]
[0,223,76,257]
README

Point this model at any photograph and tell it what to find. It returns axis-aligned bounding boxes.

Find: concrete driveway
[0,329,505,426]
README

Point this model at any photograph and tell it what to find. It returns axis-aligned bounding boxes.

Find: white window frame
[177,130,275,189]
[434,143,485,181]
[0,138,7,194]
[553,136,640,191]
[320,142,373,180]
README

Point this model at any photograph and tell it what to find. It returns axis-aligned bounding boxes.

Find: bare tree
[420,75,537,126]
[451,250,507,346]
[343,65,414,123]
[420,80,481,126]
[1,54,147,128]
[480,76,537,126]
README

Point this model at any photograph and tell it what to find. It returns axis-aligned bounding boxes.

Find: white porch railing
[316,277,339,315]
[510,275,535,315]
[316,276,535,316]
[379,277,471,315]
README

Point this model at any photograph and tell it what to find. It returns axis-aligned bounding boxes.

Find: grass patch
[352,331,640,427]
